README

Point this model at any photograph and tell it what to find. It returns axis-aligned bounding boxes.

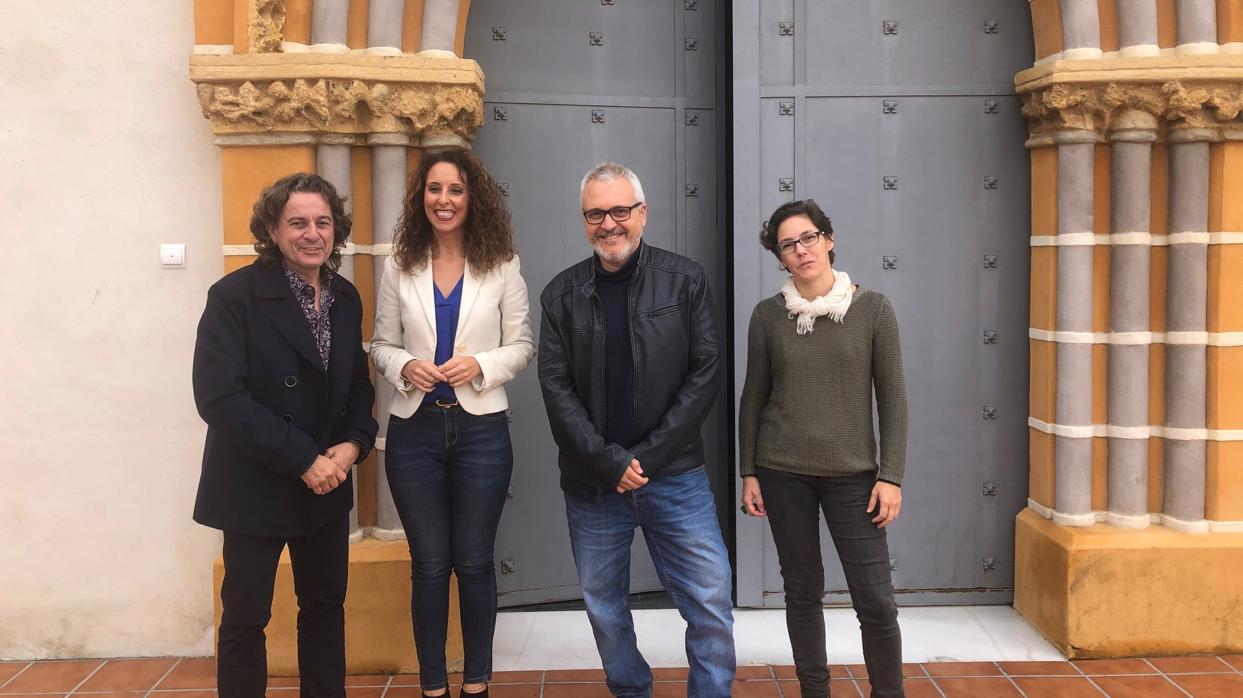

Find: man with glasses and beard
[537,163,735,697]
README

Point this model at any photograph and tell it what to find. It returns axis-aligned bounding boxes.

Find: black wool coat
[192,262,378,537]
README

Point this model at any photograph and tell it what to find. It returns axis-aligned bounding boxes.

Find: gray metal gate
[732,1,1035,606]
[465,0,730,606]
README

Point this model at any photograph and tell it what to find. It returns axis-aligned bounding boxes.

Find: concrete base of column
[1014,508,1243,658]
[211,539,463,674]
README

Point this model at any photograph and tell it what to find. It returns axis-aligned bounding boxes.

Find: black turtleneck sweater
[594,247,640,449]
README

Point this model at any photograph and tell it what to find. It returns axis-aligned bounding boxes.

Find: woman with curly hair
[371,148,535,698]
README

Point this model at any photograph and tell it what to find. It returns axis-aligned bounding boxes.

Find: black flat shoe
[459,687,488,698]
[421,691,449,698]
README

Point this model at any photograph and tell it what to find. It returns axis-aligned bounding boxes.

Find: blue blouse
[424,276,464,405]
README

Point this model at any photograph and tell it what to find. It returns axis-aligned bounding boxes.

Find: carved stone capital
[249,0,286,53]
[189,54,486,144]
[1016,56,1243,144]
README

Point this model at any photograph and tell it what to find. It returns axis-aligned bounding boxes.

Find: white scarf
[781,271,854,335]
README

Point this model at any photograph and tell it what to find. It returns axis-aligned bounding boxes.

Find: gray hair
[579,162,646,204]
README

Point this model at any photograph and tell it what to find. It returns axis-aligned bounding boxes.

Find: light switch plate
[160,243,186,269]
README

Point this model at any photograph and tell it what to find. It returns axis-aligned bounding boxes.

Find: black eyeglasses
[776,230,827,255]
[583,202,643,225]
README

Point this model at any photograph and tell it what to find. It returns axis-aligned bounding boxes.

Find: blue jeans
[564,466,735,698]
[385,405,513,691]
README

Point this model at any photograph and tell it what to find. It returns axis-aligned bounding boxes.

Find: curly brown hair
[250,172,353,275]
[392,148,515,275]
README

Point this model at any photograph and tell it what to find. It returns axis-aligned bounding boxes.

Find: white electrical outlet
[160,244,186,269]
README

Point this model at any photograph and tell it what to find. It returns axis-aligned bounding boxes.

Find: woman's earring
[778,263,789,272]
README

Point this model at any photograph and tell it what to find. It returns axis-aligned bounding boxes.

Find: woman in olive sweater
[738,199,908,698]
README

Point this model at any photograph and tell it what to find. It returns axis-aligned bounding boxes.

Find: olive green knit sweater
[738,288,908,484]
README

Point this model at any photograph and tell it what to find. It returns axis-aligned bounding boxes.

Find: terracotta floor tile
[923,661,1003,677]
[734,665,775,680]
[1,659,102,693]
[541,683,613,698]
[856,678,872,695]
[344,687,383,698]
[846,663,869,679]
[771,665,796,679]
[380,689,421,698]
[936,677,1023,697]
[1012,676,1106,697]
[829,664,850,679]
[1000,660,1079,676]
[1148,656,1233,674]
[1093,675,1188,697]
[266,690,299,697]
[829,678,861,697]
[0,664,29,689]
[78,658,178,692]
[150,692,216,698]
[156,658,216,690]
[544,668,606,682]
[729,679,782,697]
[0,695,67,698]
[903,678,942,697]
[650,667,688,680]
[651,682,688,697]
[1219,655,1243,671]
[1073,658,1159,675]
[388,674,420,687]
[268,676,299,688]
[902,663,929,678]
[1170,673,1243,697]
[485,686,541,698]
[491,670,544,684]
[343,674,389,687]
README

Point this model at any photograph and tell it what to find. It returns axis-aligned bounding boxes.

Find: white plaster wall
[0,2,224,658]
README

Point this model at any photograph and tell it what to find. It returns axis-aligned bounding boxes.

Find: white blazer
[371,254,535,418]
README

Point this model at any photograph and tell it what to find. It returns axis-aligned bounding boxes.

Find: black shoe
[459,687,489,698]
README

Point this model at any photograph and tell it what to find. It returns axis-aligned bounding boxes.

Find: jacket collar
[253,261,353,374]
[581,241,648,297]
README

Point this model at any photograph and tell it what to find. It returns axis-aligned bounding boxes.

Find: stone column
[419,0,463,57]
[1162,132,1211,533]
[1053,135,1098,526]
[1060,0,1103,59]
[310,0,350,52]
[1116,0,1160,57]
[367,0,406,55]
[1175,0,1219,54]
[1105,112,1156,529]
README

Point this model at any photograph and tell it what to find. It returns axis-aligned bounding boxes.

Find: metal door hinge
[501,558,517,574]
[984,176,999,190]
[889,558,898,571]
[983,556,997,571]
[498,182,510,197]
[685,0,698,10]
[983,482,997,496]
[507,485,515,499]
[685,36,699,51]
[983,255,998,269]
[882,176,898,190]
[984,20,999,34]
[491,26,507,41]
[883,21,899,35]
[778,101,794,116]
[778,21,794,36]
[685,111,700,126]
[882,255,898,270]
[778,178,794,192]
[685,184,699,197]
[591,109,606,124]
[984,99,999,114]
[983,330,999,344]
[589,32,604,46]
[883,99,897,114]
[983,405,998,420]
[601,0,614,4]
[493,106,508,121]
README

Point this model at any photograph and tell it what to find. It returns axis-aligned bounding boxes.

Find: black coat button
[284,376,297,388]
[281,414,293,423]
[339,406,347,417]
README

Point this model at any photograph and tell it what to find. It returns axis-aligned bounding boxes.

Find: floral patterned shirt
[283,262,335,370]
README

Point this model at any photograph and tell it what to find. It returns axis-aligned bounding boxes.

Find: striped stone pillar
[1162,131,1211,533]
[1116,0,1160,57]
[1053,136,1098,526]
[1060,0,1104,59]
[1176,0,1220,54]
[419,0,464,57]
[311,0,350,52]
[366,0,405,55]
[1105,112,1157,529]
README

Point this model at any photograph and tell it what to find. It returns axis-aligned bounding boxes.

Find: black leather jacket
[538,243,722,496]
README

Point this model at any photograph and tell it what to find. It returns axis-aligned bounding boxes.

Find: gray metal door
[733,1,1034,606]
[465,0,729,606]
